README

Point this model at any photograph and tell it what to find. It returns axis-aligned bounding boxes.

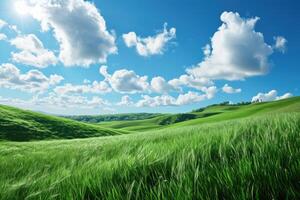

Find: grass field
[99,97,300,131]
[0,105,124,141]
[0,97,300,199]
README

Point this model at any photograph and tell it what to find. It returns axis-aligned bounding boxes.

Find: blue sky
[0,0,299,115]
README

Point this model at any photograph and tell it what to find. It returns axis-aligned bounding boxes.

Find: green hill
[100,97,300,131]
[0,97,299,199]
[0,105,124,141]
[1,97,300,141]
[0,113,299,199]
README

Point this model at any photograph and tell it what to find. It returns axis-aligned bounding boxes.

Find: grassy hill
[0,113,299,199]
[99,96,300,131]
[1,97,300,141]
[0,97,299,199]
[0,105,124,141]
[64,113,161,123]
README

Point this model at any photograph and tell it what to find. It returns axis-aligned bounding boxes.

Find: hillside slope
[100,97,300,131]
[0,105,124,141]
[1,113,299,199]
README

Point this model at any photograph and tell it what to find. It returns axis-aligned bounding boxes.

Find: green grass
[0,97,299,199]
[0,113,299,199]
[0,104,124,141]
[100,97,300,131]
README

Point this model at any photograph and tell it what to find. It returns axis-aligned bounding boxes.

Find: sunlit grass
[0,113,299,199]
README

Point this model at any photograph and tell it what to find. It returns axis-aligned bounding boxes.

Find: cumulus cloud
[136,86,217,107]
[33,93,110,109]
[99,65,149,94]
[0,33,7,41]
[123,23,176,56]
[222,84,241,94]
[251,90,293,102]
[0,94,113,114]
[273,36,287,53]
[187,11,274,81]
[10,34,57,68]
[150,76,177,94]
[117,95,133,106]
[169,74,213,91]
[0,63,63,93]
[22,0,117,67]
[54,81,111,95]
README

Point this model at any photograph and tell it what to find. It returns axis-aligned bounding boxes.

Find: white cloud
[136,94,176,107]
[99,65,149,94]
[202,44,211,57]
[201,86,218,99]
[33,93,110,109]
[150,76,176,94]
[0,94,113,115]
[0,19,7,29]
[273,36,287,53]
[251,90,293,102]
[22,0,117,67]
[0,19,21,34]
[222,84,241,94]
[276,93,293,100]
[176,91,207,106]
[136,87,217,107]
[0,63,63,93]
[123,23,176,56]
[0,33,7,41]
[54,81,111,95]
[117,95,133,106]
[0,19,8,41]
[10,34,57,68]
[169,74,213,91]
[187,11,274,81]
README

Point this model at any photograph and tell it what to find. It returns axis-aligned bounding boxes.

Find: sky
[0,0,299,115]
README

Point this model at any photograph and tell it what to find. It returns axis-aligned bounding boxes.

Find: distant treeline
[64,113,161,123]
[193,101,251,112]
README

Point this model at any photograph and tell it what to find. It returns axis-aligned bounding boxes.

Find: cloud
[0,63,63,93]
[169,74,213,91]
[150,76,176,94]
[117,95,133,106]
[123,23,176,56]
[273,36,287,53]
[54,81,111,95]
[222,84,241,94]
[0,19,7,29]
[251,90,293,102]
[99,65,149,94]
[0,33,7,41]
[136,86,217,107]
[187,11,274,81]
[202,44,211,57]
[10,34,57,68]
[22,0,117,67]
[0,19,21,34]
[33,93,110,109]
[136,94,176,107]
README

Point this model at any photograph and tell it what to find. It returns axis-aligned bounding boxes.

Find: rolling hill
[98,96,300,131]
[0,104,124,141]
[0,97,299,199]
[0,112,299,199]
[1,97,300,141]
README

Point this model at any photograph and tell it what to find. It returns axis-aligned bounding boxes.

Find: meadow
[0,97,299,199]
